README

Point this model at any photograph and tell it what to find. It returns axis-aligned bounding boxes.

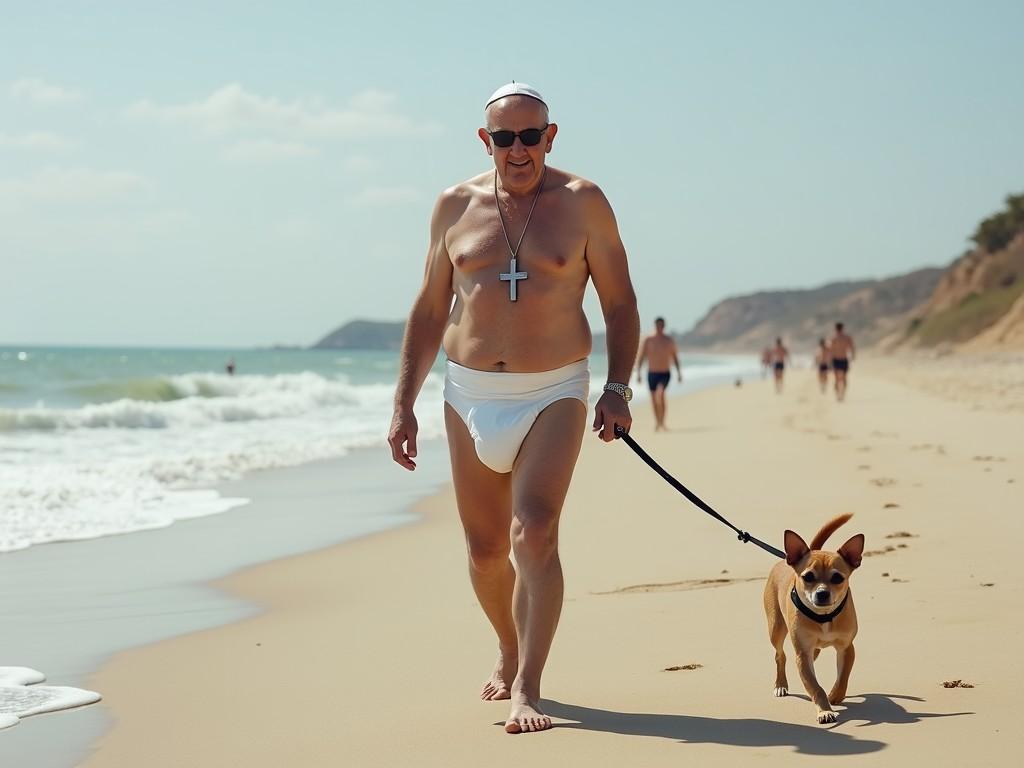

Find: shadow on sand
[525,693,971,755]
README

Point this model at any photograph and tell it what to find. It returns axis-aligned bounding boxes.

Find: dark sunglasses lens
[519,129,543,146]
[491,131,515,148]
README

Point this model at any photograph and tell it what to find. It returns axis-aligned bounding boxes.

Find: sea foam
[0,667,101,730]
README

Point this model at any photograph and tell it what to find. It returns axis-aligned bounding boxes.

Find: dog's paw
[828,691,846,706]
[817,709,838,724]
[773,686,788,697]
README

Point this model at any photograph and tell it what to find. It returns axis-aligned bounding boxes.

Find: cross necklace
[495,167,545,302]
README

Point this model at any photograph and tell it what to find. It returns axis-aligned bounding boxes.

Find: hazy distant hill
[677,268,943,352]
[313,319,405,350]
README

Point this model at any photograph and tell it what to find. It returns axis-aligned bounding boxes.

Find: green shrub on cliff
[971,193,1024,253]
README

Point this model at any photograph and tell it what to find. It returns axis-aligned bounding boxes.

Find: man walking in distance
[771,337,790,394]
[829,322,856,402]
[636,317,682,431]
[387,83,639,734]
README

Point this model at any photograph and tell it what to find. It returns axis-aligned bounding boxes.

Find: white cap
[485,81,547,109]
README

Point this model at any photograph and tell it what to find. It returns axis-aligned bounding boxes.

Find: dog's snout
[813,589,831,605]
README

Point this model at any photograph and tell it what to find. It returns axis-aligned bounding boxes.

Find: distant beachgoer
[830,322,856,402]
[636,317,682,431]
[760,346,772,378]
[770,337,790,394]
[225,358,236,375]
[814,339,830,393]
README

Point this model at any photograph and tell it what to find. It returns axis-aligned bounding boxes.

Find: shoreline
[0,441,451,768]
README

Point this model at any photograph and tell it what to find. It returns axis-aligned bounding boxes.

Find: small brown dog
[763,513,864,723]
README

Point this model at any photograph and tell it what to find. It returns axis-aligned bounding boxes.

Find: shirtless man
[814,338,830,394]
[387,83,639,734]
[636,317,681,431]
[829,322,856,402]
[770,337,790,394]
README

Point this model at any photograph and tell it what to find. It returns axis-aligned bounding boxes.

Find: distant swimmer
[814,339,830,394]
[770,337,790,394]
[829,322,855,402]
[225,358,236,376]
[636,317,682,431]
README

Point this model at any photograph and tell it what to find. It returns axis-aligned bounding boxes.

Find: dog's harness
[790,587,849,623]
[614,426,785,559]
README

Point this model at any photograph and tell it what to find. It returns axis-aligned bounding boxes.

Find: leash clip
[738,531,751,544]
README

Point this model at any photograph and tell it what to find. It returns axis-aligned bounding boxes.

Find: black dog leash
[613,425,785,560]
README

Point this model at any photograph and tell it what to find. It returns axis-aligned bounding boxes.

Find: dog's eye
[830,573,845,584]
[802,572,816,583]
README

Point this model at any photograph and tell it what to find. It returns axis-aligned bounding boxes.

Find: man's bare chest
[446,204,586,279]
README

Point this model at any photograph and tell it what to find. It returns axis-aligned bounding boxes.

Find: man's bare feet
[481,647,516,701]
[504,691,552,733]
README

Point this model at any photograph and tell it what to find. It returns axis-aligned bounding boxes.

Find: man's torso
[830,333,853,359]
[441,167,592,372]
[643,334,676,373]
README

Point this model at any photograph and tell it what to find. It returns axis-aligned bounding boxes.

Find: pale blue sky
[2,1,1022,347]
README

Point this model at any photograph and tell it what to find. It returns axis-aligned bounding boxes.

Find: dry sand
[82,358,1023,766]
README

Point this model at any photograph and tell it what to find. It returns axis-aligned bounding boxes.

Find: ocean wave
[0,372,398,431]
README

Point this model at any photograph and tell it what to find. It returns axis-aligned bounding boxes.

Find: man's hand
[387,407,419,470]
[592,391,632,442]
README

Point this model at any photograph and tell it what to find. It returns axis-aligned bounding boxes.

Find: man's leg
[444,404,517,700]
[836,371,847,401]
[657,384,668,429]
[505,398,587,733]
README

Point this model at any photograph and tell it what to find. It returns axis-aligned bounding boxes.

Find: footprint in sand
[664,664,703,672]
[596,576,761,595]
[857,446,872,453]
[870,477,897,487]
[883,502,901,509]
[973,455,1006,462]
[858,465,872,471]
[885,531,916,538]
[864,543,907,557]
[942,680,974,688]
[871,430,899,439]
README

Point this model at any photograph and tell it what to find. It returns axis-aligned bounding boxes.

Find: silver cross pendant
[499,257,528,302]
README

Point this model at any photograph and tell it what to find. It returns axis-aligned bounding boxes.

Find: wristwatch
[603,382,633,402]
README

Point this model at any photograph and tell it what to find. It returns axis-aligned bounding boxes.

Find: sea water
[0,345,759,553]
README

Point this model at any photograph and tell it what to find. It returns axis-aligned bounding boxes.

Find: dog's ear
[838,534,865,569]
[784,530,809,566]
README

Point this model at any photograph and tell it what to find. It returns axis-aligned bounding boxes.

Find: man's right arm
[388,192,457,470]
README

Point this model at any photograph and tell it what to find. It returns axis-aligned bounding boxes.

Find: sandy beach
[79,357,1022,766]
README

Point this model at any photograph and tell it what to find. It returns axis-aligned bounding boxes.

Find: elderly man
[388,82,639,734]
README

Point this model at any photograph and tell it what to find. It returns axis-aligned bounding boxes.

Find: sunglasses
[487,125,549,148]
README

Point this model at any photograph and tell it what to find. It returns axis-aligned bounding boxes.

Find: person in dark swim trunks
[814,339,830,393]
[829,322,856,402]
[636,317,682,431]
[770,337,790,394]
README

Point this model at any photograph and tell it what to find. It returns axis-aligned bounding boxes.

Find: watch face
[623,386,633,402]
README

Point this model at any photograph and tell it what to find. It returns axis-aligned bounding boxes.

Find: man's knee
[510,501,559,561]
[465,534,511,574]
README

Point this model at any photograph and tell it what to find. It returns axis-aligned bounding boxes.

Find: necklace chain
[494,168,546,261]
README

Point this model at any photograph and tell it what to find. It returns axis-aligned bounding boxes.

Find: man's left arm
[583,183,640,441]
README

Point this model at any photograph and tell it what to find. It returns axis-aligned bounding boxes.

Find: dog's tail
[810,513,853,551]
